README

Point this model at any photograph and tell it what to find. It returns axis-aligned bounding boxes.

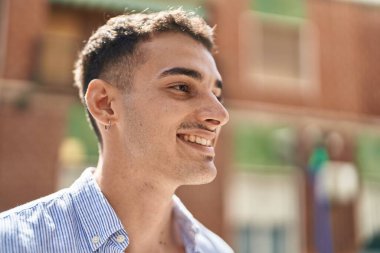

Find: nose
[195,93,229,130]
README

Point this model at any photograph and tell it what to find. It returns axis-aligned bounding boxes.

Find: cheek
[122,103,171,142]
[122,94,188,140]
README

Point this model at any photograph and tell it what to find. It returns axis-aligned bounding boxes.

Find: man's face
[114,32,229,186]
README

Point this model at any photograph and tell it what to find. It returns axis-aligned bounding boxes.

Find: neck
[94,156,184,253]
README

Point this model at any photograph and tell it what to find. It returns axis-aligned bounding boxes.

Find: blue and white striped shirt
[0,168,233,253]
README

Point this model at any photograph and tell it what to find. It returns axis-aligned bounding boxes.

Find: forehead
[136,32,221,82]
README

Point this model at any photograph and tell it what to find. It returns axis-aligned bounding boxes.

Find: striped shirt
[0,168,233,253]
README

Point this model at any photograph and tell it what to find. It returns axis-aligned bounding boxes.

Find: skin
[85,32,229,253]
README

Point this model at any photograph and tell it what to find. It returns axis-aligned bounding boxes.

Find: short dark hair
[73,9,215,146]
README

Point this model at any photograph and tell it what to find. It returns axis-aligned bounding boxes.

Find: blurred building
[1,0,380,253]
[211,0,380,253]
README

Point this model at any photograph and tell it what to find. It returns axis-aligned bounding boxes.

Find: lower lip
[177,137,215,157]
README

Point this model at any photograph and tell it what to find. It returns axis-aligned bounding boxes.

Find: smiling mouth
[177,134,212,147]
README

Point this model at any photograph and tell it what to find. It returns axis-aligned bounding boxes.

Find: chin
[181,162,218,186]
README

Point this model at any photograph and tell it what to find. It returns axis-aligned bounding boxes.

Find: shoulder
[195,220,235,253]
[0,188,72,220]
[0,189,75,251]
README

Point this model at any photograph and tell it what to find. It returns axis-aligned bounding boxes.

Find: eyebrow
[159,67,203,81]
[158,67,224,91]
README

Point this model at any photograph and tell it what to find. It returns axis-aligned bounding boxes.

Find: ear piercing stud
[104,120,111,130]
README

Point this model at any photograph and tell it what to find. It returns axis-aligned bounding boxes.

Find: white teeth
[181,134,211,147]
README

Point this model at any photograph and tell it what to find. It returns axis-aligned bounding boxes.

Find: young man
[0,9,232,253]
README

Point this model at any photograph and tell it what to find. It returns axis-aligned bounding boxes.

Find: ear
[85,79,118,127]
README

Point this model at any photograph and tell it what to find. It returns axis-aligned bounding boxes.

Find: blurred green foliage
[357,132,380,182]
[234,123,296,173]
[49,0,205,15]
[250,0,305,18]
[65,102,98,164]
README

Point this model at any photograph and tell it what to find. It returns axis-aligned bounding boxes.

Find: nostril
[205,119,220,125]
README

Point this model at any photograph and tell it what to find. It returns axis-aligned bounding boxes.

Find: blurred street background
[1,0,380,252]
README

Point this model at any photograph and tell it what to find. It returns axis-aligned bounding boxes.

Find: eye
[172,84,190,93]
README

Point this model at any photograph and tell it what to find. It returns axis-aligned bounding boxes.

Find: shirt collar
[69,168,126,252]
[172,195,202,253]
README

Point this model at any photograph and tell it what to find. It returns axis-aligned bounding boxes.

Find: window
[239,9,319,97]
[228,171,301,253]
[227,112,301,253]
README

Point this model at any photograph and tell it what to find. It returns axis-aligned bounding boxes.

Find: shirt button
[92,236,100,244]
[116,235,126,243]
